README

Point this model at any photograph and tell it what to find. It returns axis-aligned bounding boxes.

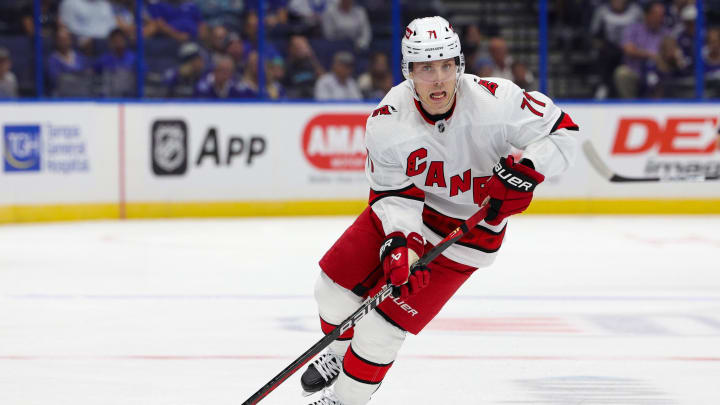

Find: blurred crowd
[0,0,718,100]
[588,0,717,98]
[0,0,392,99]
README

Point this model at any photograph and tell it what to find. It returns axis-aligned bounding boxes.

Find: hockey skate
[301,351,343,395]
[307,388,343,405]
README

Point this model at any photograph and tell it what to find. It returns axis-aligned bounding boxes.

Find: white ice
[1,215,720,404]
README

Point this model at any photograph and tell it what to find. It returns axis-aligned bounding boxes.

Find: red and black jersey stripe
[422,204,506,253]
[369,184,425,206]
[342,344,394,385]
[551,111,579,133]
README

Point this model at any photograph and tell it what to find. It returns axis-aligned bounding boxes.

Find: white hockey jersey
[364,74,582,268]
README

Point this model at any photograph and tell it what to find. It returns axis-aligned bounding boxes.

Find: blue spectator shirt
[47,51,90,87]
[242,40,281,62]
[94,50,137,74]
[195,72,251,98]
[147,1,203,38]
[706,57,720,80]
[621,22,670,74]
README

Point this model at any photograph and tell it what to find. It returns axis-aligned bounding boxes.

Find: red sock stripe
[320,317,354,340]
[342,345,393,385]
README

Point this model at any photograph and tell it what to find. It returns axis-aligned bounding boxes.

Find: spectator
[207,24,232,62]
[265,55,287,100]
[59,0,117,40]
[234,50,286,99]
[614,1,669,98]
[94,28,136,97]
[283,34,324,98]
[288,0,334,35]
[321,0,371,50]
[225,37,247,72]
[511,61,536,90]
[235,50,262,98]
[475,37,513,80]
[665,0,693,32]
[164,42,207,97]
[19,0,59,38]
[357,52,392,99]
[0,48,18,98]
[47,26,92,97]
[314,51,361,100]
[704,28,720,81]
[111,0,156,40]
[645,36,687,97]
[194,55,245,98]
[590,0,643,98]
[241,10,281,60]
[146,0,208,43]
[197,0,244,33]
[261,0,290,36]
[673,4,696,75]
[461,24,487,68]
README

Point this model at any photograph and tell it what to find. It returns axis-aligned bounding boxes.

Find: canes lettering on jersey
[406,149,491,205]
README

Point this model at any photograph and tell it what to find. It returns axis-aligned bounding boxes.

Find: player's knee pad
[334,311,406,405]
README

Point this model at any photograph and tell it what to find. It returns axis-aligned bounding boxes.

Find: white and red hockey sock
[334,311,406,405]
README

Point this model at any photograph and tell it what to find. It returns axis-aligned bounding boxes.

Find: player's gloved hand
[479,156,545,226]
[379,232,428,299]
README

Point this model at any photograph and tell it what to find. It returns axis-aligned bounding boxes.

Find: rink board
[1,102,718,222]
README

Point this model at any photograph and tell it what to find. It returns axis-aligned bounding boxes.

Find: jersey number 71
[520,91,546,117]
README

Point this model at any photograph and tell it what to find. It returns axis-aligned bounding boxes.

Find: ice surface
[1,215,719,404]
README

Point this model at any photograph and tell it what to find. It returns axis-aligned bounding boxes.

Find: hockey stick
[241,203,490,405]
[583,140,720,182]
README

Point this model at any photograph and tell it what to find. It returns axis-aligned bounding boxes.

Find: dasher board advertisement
[0,103,118,205]
[123,103,373,203]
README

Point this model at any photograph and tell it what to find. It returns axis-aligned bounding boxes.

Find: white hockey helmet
[401,16,465,83]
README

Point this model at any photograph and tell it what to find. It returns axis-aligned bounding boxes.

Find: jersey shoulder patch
[463,74,503,97]
[370,104,398,118]
[476,78,499,95]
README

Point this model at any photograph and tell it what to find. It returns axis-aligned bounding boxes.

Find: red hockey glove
[479,156,545,226]
[379,232,428,299]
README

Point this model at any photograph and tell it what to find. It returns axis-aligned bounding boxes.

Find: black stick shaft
[242,204,489,404]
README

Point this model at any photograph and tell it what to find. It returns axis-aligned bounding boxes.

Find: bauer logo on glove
[479,156,545,226]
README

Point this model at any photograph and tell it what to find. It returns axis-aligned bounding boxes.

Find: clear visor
[410,60,457,83]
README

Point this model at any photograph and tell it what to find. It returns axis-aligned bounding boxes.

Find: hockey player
[302,16,581,405]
